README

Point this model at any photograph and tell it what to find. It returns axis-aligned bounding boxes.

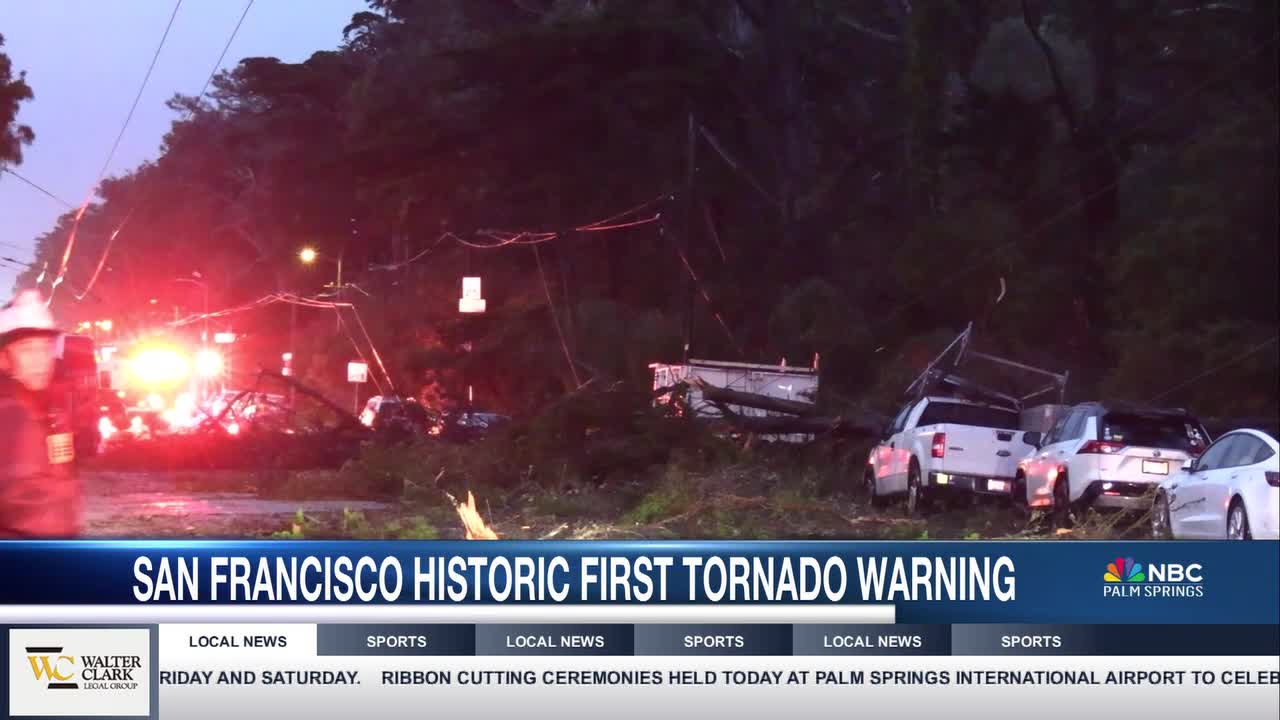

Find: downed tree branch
[692,378,820,416]
[714,414,848,435]
[692,380,882,438]
[450,490,499,540]
[258,369,368,432]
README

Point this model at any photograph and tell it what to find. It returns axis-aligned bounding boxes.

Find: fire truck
[93,336,226,439]
[52,333,110,457]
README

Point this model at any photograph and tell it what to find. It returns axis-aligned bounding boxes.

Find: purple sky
[1,0,368,288]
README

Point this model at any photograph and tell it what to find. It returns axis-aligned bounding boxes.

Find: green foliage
[384,516,439,540]
[0,35,35,167]
[269,509,311,539]
[623,467,701,525]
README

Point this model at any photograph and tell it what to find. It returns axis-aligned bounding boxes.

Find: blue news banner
[0,540,1276,626]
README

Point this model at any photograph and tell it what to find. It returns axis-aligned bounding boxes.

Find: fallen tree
[691,379,822,416]
[652,378,884,439]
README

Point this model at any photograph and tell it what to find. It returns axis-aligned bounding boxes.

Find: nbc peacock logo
[1104,557,1145,583]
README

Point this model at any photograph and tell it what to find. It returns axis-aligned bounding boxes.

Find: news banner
[2,541,1277,719]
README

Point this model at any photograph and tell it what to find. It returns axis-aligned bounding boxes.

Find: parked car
[1152,429,1279,540]
[1016,402,1210,522]
[437,410,511,443]
[361,395,435,441]
[360,395,401,428]
[865,396,1039,513]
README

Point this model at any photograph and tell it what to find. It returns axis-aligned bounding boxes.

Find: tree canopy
[0,33,35,168]
[12,0,1278,420]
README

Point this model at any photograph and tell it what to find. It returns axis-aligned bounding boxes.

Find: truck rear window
[918,403,1018,430]
[1101,413,1208,452]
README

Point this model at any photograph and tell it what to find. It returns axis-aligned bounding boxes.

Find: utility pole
[334,249,344,333]
[683,111,697,363]
[288,300,297,409]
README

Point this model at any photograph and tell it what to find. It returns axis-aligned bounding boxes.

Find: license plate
[986,479,1010,493]
[1142,460,1168,475]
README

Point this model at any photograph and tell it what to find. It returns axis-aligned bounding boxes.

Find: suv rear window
[1101,413,1208,452]
[918,402,1018,430]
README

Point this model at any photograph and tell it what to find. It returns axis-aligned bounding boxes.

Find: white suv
[1016,403,1210,521]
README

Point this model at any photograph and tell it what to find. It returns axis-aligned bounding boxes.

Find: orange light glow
[194,349,223,378]
[129,347,190,387]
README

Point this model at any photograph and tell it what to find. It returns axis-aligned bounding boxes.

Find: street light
[173,276,209,342]
[174,274,211,400]
[298,246,343,289]
[299,246,345,331]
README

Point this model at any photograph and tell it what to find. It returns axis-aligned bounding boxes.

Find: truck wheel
[905,461,927,517]
[1052,474,1073,529]
[1013,473,1029,512]
[864,470,885,508]
[1151,492,1174,539]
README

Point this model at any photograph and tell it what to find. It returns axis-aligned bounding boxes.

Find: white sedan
[1152,429,1279,540]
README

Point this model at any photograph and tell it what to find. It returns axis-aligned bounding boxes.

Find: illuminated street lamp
[299,246,345,331]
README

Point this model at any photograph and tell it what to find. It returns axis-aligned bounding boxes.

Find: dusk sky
[0,0,368,288]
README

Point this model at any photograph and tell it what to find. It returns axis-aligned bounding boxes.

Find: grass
[622,469,702,525]
[268,507,441,540]
[102,434,1160,542]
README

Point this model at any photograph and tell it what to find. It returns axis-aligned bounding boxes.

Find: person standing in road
[0,290,81,537]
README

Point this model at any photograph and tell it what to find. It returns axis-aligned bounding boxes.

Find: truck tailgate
[916,425,1028,479]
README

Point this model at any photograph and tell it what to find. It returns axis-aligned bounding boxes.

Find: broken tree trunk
[690,378,820,416]
[715,414,845,434]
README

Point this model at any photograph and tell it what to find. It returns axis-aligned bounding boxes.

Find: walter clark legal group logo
[9,628,151,718]
[1101,556,1205,598]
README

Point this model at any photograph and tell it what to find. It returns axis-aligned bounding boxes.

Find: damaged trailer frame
[904,323,1069,411]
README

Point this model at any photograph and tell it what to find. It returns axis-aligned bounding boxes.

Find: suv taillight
[1078,440,1125,455]
[1267,471,1279,488]
[931,432,946,458]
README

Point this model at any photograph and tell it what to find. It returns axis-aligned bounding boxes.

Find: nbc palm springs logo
[1102,555,1205,598]
[9,628,152,718]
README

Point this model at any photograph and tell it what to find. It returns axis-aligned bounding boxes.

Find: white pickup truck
[864,396,1040,514]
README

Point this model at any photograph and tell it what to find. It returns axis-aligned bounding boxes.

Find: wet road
[83,471,391,537]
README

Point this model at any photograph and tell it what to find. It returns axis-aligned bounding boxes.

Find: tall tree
[0,33,35,167]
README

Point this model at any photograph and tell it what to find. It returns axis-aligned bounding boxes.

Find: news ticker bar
[311,623,1279,657]
[3,540,1278,626]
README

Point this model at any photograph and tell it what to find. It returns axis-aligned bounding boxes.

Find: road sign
[347,361,368,384]
[459,276,486,313]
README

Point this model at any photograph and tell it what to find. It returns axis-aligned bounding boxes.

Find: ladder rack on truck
[904,323,1069,410]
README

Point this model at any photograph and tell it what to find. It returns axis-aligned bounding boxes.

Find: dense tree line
[8,0,1278,420]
